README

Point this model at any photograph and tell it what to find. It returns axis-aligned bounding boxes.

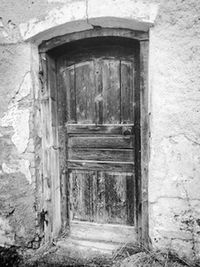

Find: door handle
[122,126,132,136]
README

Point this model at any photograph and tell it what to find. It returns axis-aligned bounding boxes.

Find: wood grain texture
[68,136,134,149]
[69,170,135,225]
[57,57,67,125]
[75,61,95,123]
[102,60,120,123]
[139,40,149,246]
[121,60,134,123]
[63,65,76,123]
[66,124,134,135]
[69,148,134,162]
[94,59,103,124]
[68,160,134,172]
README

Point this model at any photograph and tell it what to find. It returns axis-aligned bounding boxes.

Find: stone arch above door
[19,0,159,43]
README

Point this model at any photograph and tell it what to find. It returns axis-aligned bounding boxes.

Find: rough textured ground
[1,244,199,267]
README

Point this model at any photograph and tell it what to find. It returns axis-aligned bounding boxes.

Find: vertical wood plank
[70,170,97,222]
[139,40,149,246]
[96,171,106,223]
[126,173,135,226]
[57,58,70,230]
[94,59,103,124]
[47,55,61,237]
[104,172,126,224]
[58,126,68,229]
[75,61,95,124]
[121,60,135,124]
[57,58,67,125]
[40,53,52,241]
[102,60,120,124]
[63,65,76,123]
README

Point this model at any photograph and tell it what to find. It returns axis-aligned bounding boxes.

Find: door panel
[121,61,134,123]
[57,46,137,243]
[102,60,121,124]
[63,65,76,123]
[75,61,96,124]
[70,170,135,225]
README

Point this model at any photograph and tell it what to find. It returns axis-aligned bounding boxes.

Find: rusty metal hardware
[122,126,132,136]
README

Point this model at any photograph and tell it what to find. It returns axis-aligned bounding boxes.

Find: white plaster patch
[2,162,18,174]
[0,105,30,154]
[88,0,159,23]
[19,1,86,40]
[19,159,32,184]
[15,72,32,101]
[2,160,32,184]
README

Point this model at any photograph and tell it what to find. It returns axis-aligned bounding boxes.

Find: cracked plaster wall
[149,0,200,259]
[0,0,200,259]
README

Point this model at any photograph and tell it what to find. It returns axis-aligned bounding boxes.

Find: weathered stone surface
[0,40,35,245]
[19,0,159,42]
[0,173,35,246]
[149,0,200,259]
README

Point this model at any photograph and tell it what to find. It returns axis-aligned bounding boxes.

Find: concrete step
[56,238,122,259]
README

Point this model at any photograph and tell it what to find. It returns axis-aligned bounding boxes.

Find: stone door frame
[38,28,150,246]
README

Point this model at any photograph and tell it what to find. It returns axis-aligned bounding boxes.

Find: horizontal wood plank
[68,160,134,172]
[68,136,133,149]
[66,124,134,135]
[69,148,134,162]
[70,220,137,244]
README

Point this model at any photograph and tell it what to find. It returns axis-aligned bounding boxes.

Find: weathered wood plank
[40,53,52,241]
[70,171,135,225]
[69,148,134,162]
[75,61,95,123]
[63,65,76,123]
[121,60,135,123]
[94,59,103,124]
[57,58,67,125]
[139,40,149,246]
[66,124,134,135]
[68,160,134,172]
[97,172,134,224]
[70,221,137,244]
[102,59,120,123]
[70,170,96,221]
[68,136,134,149]
[39,28,148,53]
[94,172,135,225]
[47,56,62,236]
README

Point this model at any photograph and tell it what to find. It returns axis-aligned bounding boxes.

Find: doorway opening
[39,29,149,250]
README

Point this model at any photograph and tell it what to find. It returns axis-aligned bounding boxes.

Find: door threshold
[56,237,121,259]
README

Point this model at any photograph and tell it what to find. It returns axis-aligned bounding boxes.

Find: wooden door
[57,45,138,245]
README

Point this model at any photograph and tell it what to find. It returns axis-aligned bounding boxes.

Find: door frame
[38,28,149,246]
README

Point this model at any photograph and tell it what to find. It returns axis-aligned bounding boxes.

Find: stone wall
[0,0,200,259]
[149,0,200,258]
